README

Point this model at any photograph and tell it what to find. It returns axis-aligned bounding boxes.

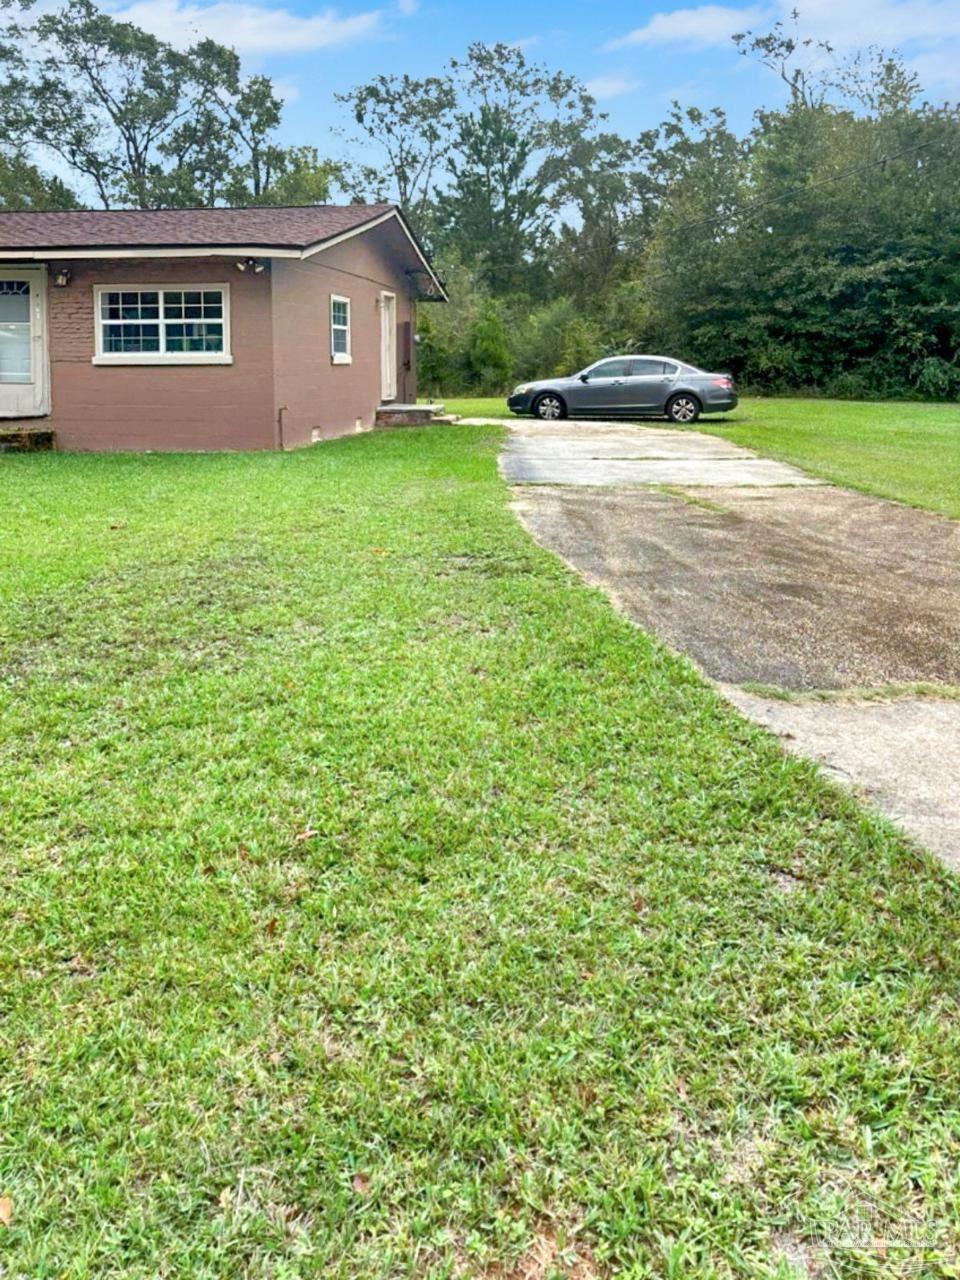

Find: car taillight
[711,377,733,388]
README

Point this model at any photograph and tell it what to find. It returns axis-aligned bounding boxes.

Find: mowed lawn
[3,426,960,1278]
[445,396,960,519]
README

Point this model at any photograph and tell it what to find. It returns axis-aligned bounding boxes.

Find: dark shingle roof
[0,204,395,252]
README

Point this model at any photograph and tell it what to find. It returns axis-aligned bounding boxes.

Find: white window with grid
[93,285,233,365]
[330,294,351,364]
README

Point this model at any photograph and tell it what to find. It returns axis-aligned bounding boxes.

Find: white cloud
[397,0,417,14]
[604,4,767,51]
[585,74,639,99]
[109,0,384,53]
[604,0,960,56]
[787,0,960,49]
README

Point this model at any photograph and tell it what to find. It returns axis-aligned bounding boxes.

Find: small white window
[92,285,232,366]
[331,295,351,364]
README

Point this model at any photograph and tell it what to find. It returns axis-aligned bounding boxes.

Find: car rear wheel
[533,393,566,421]
[666,393,701,425]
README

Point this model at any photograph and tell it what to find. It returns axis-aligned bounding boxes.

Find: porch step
[375,403,446,429]
[0,425,56,453]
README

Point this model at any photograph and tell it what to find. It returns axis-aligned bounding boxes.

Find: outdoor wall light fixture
[235,257,265,274]
[52,267,72,287]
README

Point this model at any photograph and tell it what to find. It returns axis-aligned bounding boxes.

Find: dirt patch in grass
[453,1223,604,1279]
[769,1231,825,1278]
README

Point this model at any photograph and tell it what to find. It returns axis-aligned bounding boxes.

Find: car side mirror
[579,373,589,383]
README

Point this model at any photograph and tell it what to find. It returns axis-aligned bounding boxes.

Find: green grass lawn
[3,427,960,1277]
[440,397,515,421]
[443,395,960,519]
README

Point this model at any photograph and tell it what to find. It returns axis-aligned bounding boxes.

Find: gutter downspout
[276,404,288,451]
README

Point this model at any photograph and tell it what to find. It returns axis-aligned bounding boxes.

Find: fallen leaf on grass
[265,918,278,937]
[352,1173,371,1196]
[0,1196,11,1227]
[294,829,319,843]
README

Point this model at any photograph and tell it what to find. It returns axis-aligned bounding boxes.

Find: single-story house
[0,204,446,451]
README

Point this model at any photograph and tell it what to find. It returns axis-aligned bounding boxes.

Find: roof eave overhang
[301,207,447,299]
[0,245,303,260]
[0,208,448,300]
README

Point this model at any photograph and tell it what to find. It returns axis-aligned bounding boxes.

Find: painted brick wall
[45,257,276,452]
[5,222,422,452]
[270,220,417,449]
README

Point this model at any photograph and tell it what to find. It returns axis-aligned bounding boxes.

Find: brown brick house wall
[0,204,436,451]
[271,221,417,449]
[13,233,417,452]
[46,258,277,452]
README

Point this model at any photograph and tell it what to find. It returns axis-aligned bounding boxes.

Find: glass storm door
[0,267,48,417]
[380,291,397,402]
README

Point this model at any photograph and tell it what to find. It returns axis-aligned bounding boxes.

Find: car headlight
[513,384,533,395]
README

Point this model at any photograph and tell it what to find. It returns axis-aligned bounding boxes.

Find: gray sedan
[507,355,737,424]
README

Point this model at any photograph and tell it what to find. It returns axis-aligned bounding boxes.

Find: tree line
[1,2,958,400]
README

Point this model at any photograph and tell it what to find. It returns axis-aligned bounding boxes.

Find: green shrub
[915,357,960,400]
[467,303,513,394]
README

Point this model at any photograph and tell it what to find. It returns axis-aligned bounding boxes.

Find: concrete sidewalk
[499,420,821,486]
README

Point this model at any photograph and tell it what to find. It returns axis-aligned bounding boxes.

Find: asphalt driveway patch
[511,482,960,690]
[505,419,960,867]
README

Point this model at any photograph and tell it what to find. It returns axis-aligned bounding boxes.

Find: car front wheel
[533,393,566,422]
[666,393,701,425]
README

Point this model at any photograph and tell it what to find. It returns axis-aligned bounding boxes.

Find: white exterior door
[0,267,49,418]
[380,291,397,402]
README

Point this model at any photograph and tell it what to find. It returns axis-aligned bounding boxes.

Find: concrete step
[0,426,56,453]
[375,403,446,428]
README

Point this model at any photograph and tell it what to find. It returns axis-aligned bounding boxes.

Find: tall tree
[335,73,456,231]
[552,131,650,305]
[0,153,80,209]
[732,10,835,109]
[0,0,337,208]
[436,42,599,293]
[635,32,960,396]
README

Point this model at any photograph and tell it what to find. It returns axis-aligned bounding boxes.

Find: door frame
[0,264,50,418]
[379,290,397,403]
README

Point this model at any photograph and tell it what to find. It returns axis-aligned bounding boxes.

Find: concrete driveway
[494,418,960,869]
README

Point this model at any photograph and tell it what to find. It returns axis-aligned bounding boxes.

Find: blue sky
[111,0,960,172]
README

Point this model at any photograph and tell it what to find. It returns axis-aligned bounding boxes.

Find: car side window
[630,358,667,377]
[588,359,631,379]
